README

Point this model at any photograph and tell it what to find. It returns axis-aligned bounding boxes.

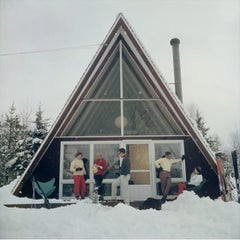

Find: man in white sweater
[155,151,184,202]
[178,166,203,195]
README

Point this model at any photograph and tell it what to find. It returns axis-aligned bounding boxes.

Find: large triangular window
[62,40,183,136]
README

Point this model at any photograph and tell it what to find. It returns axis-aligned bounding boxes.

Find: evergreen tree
[187,105,221,152]
[8,105,49,183]
[0,104,49,186]
[29,105,49,155]
[207,134,221,153]
[195,109,221,152]
[195,109,209,139]
[0,104,23,185]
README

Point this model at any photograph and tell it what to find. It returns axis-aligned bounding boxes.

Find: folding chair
[187,178,206,194]
[32,177,56,209]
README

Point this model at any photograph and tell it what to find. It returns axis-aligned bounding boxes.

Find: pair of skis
[216,157,233,202]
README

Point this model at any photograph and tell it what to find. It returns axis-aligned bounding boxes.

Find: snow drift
[0,178,239,239]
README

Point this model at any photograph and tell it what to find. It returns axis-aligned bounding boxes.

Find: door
[125,142,153,201]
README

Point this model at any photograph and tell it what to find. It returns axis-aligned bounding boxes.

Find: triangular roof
[12,13,217,195]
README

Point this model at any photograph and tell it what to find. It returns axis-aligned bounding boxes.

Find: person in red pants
[178,166,203,195]
[70,152,87,200]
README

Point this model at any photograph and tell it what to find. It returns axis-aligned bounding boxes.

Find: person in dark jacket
[111,148,131,204]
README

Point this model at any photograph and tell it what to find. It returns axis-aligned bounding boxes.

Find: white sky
[0,0,239,147]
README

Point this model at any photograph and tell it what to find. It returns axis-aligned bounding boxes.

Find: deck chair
[32,177,56,209]
[187,178,206,193]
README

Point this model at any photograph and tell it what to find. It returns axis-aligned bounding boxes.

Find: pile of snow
[0,179,240,239]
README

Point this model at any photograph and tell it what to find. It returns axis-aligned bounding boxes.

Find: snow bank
[0,179,240,239]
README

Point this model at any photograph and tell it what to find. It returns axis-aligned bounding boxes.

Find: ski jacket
[116,157,131,176]
[187,173,203,186]
[155,157,181,172]
[94,158,107,175]
[70,158,86,176]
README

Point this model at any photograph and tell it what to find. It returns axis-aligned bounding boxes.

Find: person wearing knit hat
[178,166,203,195]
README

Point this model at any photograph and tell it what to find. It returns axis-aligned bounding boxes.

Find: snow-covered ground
[0,178,240,239]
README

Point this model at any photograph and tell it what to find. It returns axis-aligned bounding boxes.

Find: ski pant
[111,174,130,204]
[73,175,86,198]
[94,174,105,195]
[178,182,187,195]
[178,183,196,195]
[160,170,171,198]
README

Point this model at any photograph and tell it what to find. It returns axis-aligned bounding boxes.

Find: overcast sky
[0,0,239,148]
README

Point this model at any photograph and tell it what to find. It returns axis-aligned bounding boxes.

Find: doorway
[125,142,153,201]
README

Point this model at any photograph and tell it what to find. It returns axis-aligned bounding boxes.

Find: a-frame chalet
[12,14,220,201]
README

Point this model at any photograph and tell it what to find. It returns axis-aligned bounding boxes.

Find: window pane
[123,101,182,135]
[86,46,120,99]
[154,142,183,178]
[127,144,149,170]
[122,45,158,99]
[63,101,121,136]
[63,184,74,197]
[63,144,90,180]
[62,184,89,198]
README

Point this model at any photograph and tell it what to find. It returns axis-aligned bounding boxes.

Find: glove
[76,167,83,171]
[181,155,185,161]
[158,167,163,172]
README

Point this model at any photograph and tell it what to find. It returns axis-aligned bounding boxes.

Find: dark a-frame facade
[12,14,220,200]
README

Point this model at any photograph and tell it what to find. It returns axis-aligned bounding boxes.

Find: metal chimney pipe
[170,38,183,102]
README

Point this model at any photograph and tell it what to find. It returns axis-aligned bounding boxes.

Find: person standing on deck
[155,151,184,202]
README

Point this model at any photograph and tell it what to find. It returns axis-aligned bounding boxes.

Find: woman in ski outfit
[177,166,203,195]
[70,152,87,200]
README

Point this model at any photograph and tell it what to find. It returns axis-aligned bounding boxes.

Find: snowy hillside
[0,178,239,239]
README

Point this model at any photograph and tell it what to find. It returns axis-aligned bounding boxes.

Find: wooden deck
[4,200,144,209]
[4,196,177,210]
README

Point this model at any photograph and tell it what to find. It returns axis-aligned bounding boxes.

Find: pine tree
[195,109,221,152]
[8,105,49,183]
[29,105,49,155]
[195,110,209,138]
[0,104,49,186]
[9,117,31,179]
[0,104,23,185]
[187,105,221,152]
[207,134,221,153]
